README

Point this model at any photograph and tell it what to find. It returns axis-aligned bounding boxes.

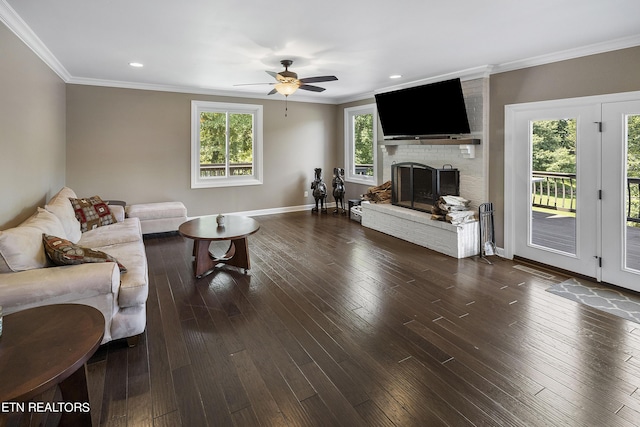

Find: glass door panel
[530,119,577,255]
[625,114,640,271]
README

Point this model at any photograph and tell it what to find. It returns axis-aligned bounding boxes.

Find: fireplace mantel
[380,138,481,159]
[380,137,480,146]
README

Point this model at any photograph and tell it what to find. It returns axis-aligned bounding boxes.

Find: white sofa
[0,187,148,345]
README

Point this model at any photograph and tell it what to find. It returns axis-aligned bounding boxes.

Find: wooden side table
[0,304,104,426]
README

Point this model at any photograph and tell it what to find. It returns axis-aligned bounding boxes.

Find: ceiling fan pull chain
[285,97,288,117]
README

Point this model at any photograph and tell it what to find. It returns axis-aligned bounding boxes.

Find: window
[191,100,263,188]
[344,104,377,184]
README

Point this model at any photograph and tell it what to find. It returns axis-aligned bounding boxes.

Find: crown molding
[331,66,494,105]
[0,0,70,81]
[492,34,640,74]
[373,65,494,96]
[66,76,339,104]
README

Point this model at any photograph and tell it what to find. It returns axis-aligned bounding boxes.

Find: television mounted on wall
[374,78,471,139]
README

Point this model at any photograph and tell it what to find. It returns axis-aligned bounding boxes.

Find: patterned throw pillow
[42,234,127,273]
[68,196,117,232]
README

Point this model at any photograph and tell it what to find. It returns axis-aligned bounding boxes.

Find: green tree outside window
[354,113,373,176]
[200,112,254,177]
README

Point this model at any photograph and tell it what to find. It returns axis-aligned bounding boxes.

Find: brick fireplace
[361,76,489,258]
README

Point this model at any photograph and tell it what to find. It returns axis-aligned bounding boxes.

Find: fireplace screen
[392,163,459,213]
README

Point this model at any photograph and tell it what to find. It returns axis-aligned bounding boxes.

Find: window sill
[345,176,376,186]
[191,177,263,189]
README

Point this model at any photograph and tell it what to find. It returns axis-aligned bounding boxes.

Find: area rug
[547,278,640,324]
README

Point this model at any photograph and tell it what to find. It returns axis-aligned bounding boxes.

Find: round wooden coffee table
[0,304,104,425]
[179,215,260,277]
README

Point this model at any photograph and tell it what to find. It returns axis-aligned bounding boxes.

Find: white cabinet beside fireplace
[361,202,479,258]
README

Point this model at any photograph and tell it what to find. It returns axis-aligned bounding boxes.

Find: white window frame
[191,100,263,189]
[344,104,377,185]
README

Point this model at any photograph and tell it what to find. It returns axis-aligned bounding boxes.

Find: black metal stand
[478,202,496,264]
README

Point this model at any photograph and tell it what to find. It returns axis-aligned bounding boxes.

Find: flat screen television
[374,78,470,139]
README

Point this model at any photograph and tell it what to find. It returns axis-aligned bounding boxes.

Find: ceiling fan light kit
[274,83,299,96]
[237,59,338,116]
[239,59,337,98]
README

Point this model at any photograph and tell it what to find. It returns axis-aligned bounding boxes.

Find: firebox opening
[391,162,459,213]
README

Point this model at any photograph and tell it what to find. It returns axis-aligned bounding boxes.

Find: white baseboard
[187,202,337,220]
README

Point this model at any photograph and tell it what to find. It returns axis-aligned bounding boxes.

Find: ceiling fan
[237,59,338,97]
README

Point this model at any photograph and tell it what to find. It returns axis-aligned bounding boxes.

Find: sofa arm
[0,263,119,315]
[110,204,125,222]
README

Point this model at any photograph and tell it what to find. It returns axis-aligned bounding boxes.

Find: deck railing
[355,163,374,176]
[532,171,640,223]
[629,177,640,224]
[202,163,375,178]
[200,163,253,177]
[532,172,577,213]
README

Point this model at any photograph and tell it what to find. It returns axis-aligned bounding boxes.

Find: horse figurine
[332,167,346,215]
[311,168,327,213]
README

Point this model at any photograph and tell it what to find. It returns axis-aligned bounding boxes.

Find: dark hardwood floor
[7,210,640,426]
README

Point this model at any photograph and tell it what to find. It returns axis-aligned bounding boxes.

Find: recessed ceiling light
[129,62,144,68]
[389,74,402,79]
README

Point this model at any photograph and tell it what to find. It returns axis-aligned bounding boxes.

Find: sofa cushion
[43,234,127,272]
[126,202,187,220]
[45,187,82,243]
[78,217,142,249]
[0,208,67,272]
[69,196,118,232]
[92,240,148,308]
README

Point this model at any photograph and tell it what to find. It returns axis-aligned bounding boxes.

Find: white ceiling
[3,0,640,104]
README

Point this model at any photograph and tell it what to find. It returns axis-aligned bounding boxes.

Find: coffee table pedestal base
[193,237,251,277]
[58,365,92,427]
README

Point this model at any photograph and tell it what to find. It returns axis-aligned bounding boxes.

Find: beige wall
[0,23,66,229]
[489,46,640,247]
[66,85,338,217]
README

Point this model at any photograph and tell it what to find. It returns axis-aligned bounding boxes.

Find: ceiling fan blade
[267,88,278,95]
[265,70,279,79]
[299,76,338,84]
[299,84,326,92]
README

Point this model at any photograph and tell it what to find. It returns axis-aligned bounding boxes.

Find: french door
[505,93,640,291]
[601,100,640,289]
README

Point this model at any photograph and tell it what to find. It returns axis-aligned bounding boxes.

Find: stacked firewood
[431,195,476,224]
[362,181,392,203]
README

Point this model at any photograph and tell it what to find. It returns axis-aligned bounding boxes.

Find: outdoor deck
[531,209,640,271]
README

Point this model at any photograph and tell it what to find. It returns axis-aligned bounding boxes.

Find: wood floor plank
[99,342,128,425]
[171,364,208,426]
[195,304,252,415]
[228,313,316,426]
[298,361,367,426]
[180,316,235,427]
[126,332,153,426]
[229,349,288,426]
[154,272,191,371]
[145,270,179,420]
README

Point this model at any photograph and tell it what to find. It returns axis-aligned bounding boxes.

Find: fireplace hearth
[391,162,459,213]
